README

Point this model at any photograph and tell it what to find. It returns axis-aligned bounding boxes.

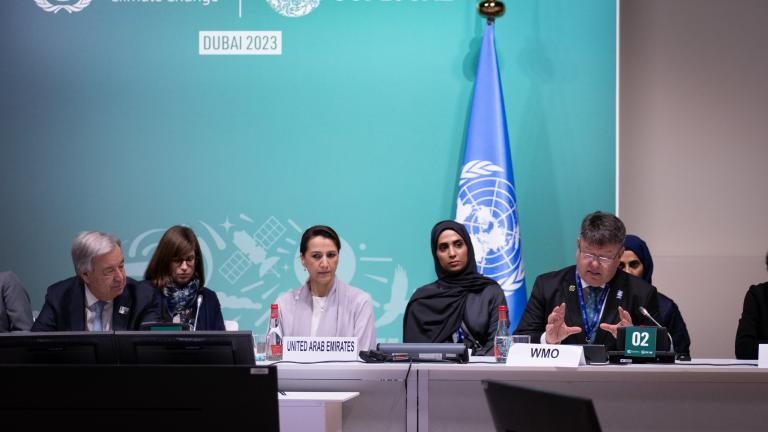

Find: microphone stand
[192,295,203,331]
[639,306,675,356]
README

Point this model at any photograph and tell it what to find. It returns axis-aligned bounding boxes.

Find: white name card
[506,343,585,367]
[759,344,768,368]
[283,337,359,362]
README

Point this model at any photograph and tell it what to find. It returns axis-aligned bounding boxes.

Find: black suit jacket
[735,282,768,360]
[138,280,226,331]
[31,276,161,332]
[514,265,659,349]
[658,291,691,356]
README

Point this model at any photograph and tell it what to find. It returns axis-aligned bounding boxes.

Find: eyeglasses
[580,252,617,265]
[172,255,196,266]
[576,239,621,266]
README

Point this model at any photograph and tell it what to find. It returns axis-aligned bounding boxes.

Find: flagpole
[478,1,505,23]
[459,0,528,331]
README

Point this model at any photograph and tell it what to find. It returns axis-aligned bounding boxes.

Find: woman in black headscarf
[403,220,507,355]
[621,234,691,359]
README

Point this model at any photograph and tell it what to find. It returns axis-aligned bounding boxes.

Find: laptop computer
[482,380,602,432]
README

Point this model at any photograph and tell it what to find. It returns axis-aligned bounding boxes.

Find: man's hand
[598,306,633,338]
[544,302,582,344]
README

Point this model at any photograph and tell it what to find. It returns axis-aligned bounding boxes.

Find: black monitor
[116,331,255,365]
[0,331,117,364]
[140,321,191,331]
[482,380,602,432]
[0,365,278,429]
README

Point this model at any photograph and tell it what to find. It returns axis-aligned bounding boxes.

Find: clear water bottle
[494,305,510,363]
[266,303,283,361]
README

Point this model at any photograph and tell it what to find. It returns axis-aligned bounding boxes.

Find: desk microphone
[638,306,675,354]
[192,295,203,331]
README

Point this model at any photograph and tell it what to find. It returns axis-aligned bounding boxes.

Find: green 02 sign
[624,326,657,357]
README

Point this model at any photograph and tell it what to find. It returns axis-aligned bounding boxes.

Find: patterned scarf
[162,278,200,327]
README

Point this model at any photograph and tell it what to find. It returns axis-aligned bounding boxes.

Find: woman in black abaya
[403,220,507,355]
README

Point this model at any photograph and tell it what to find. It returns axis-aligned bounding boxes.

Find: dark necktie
[585,287,601,341]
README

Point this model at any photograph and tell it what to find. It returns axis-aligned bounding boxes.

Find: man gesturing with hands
[515,212,658,349]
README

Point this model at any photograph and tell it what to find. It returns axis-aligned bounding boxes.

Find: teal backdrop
[0,0,616,341]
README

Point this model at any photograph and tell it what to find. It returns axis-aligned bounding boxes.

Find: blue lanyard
[575,269,610,343]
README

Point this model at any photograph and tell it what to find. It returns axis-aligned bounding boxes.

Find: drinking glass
[253,334,268,362]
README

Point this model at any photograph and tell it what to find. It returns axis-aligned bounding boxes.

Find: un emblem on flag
[456,160,525,295]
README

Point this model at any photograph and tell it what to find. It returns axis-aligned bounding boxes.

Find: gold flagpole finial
[478,1,505,23]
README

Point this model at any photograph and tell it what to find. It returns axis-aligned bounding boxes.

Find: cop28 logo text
[265,0,320,18]
[35,0,92,14]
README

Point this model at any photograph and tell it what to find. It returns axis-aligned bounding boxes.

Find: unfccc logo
[265,0,320,18]
[35,0,92,14]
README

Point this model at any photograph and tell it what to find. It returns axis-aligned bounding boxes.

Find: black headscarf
[623,234,654,284]
[403,220,498,344]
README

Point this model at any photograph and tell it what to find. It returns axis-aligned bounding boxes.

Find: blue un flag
[455,21,527,330]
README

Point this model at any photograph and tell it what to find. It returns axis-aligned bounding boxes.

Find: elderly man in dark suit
[32,231,161,332]
[514,211,659,349]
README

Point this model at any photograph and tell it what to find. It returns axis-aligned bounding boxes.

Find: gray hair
[579,211,626,247]
[71,231,122,274]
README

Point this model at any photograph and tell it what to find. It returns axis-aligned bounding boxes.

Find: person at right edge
[735,250,768,360]
[0,271,33,332]
[403,220,507,356]
[514,211,659,350]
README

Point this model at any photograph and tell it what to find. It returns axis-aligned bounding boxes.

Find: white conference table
[279,392,359,432]
[276,359,768,432]
[276,362,416,432]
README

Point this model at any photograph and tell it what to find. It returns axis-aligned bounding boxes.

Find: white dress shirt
[84,286,114,331]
